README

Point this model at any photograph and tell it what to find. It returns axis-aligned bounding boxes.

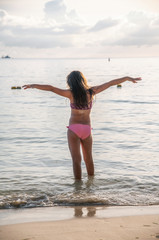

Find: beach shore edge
[0,206,159,240]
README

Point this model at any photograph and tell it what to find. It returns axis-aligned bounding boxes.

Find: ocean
[0,57,159,209]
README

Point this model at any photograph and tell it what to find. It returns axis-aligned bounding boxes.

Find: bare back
[69,93,92,125]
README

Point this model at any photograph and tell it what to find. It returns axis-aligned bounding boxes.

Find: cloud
[126,11,151,25]
[0,0,85,49]
[1,3,159,52]
[0,9,6,18]
[44,0,81,24]
[0,0,87,49]
[44,0,67,22]
[89,18,119,32]
[0,23,75,48]
[0,32,72,48]
[0,5,84,49]
[102,11,159,47]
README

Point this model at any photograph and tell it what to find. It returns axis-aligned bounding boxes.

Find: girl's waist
[69,119,91,126]
[69,114,90,124]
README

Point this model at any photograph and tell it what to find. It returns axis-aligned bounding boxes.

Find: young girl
[23,71,141,180]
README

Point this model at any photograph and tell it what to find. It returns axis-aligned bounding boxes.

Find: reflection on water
[1,205,159,226]
[73,178,97,218]
[74,206,96,218]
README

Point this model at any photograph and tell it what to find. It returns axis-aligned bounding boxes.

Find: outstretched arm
[92,76,142,94]
[22,84,71,98]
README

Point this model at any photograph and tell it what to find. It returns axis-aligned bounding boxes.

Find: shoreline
[0,206,159,240]
[0,205,159,226]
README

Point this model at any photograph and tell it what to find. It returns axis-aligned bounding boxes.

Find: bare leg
[67,129,82,180]
[81,134,94,176]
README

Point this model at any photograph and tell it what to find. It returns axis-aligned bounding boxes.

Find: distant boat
[1,55,11,59]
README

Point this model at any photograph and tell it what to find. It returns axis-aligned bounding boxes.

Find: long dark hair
[67,71,94,108]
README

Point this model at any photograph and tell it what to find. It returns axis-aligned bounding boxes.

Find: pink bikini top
[70,101,92,110]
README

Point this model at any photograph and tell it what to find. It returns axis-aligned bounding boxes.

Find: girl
[23,71,141,180]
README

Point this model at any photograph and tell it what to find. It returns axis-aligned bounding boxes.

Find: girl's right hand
[22,84,33,89]
[127,77,142,83]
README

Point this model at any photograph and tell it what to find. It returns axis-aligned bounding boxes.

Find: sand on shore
[0,214,159,240]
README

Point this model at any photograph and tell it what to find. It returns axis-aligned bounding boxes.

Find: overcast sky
[0,0,159,58]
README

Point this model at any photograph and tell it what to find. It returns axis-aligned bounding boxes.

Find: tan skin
[23,76,141,180]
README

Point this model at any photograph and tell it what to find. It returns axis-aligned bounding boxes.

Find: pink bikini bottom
[67,124,91,140]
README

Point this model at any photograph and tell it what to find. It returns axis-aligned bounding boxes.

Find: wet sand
[0,206,159,240]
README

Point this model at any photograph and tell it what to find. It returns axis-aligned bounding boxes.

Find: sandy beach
[0,206,159,240]
[0,215,159,240]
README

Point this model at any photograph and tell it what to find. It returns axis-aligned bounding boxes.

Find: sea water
[0,57,159,208]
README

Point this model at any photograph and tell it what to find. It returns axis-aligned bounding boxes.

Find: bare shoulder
[65,89,72,99]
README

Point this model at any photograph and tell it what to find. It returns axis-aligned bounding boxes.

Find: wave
[1,191,159,209]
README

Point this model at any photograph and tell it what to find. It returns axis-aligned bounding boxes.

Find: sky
[0,0,159,58]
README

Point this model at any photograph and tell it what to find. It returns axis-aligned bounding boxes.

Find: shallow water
[0,57,159,208]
